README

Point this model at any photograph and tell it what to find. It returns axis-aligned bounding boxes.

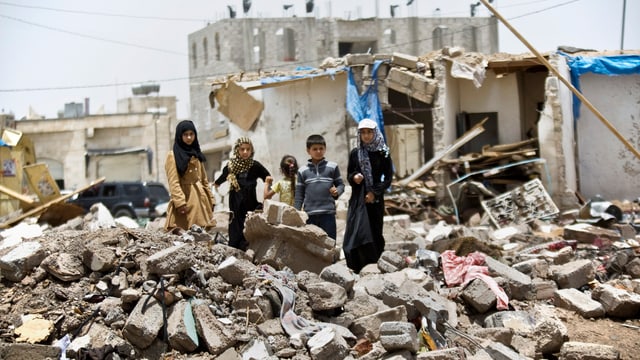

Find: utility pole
[480,0,640,160]
[620,0,627,50]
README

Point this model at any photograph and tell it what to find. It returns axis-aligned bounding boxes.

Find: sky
[0,0,638,121]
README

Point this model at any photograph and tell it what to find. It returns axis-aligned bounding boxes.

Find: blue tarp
[562,53,640,119]
[255,63,388,139]
[346,60,387,139]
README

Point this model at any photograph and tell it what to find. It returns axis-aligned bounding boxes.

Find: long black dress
[215,162,270,250]
[343,148,393,273]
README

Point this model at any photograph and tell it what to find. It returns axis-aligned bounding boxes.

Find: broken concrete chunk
[14,315,54,344]
[0,343,60,359]
[559,341,620,360]
[122,295,165,349]
[167,300,199,353]
[387,67,415,87]
[307,327,350,360]
[350,305,407,341]
[82,246,117,272]
[319,263,356,294]
[191,300,237,355]
[563,223,622,244]
[145,243,195,276]
[553,288,605,318]
[306,281,347,311]
[244,213,337,273]
[232,290,274,323]
[550,259,595,289]
[344,53,374,66]
[391,52,418,70]
[217,256,255,286]
[379,321,418,353]
[40,252,85,282]
[462,278,497,314]
[591,283,640,318]
[0,241,45,282]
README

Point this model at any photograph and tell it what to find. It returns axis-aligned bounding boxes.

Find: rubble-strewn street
[1,197,639,359]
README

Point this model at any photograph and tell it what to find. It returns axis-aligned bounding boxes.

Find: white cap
[358,118,377,129]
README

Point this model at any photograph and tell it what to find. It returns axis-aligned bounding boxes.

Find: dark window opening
[338,41,377,57]
[456,111,499,155]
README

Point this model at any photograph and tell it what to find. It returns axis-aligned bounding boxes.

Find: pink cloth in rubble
[440,250,509,310]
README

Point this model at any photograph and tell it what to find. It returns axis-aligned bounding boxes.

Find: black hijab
[173,120,206,176]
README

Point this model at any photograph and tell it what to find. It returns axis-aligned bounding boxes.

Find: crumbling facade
[13,93,177,190]
[188,16,499,152]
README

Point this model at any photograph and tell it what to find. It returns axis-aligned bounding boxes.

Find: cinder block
[345,53,374,66]
[386,79,434,105]
[410,73,437,95]
[391,52,418,69]
[387,68,414,87]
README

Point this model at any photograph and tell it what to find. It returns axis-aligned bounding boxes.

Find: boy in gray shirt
[294,134,345,239]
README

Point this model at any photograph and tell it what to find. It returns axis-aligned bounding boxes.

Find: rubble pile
[0,200,639,359]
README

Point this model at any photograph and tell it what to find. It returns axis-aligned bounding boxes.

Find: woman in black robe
[343,119,394,273]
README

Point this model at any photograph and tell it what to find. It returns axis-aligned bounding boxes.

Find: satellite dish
[228,5,236,18]
[243,0,251,14]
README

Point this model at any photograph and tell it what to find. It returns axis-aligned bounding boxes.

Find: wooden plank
[23,163,61,204]
[481,0,640,160]
[0,177,106,229]
[215,81,264,131]
[482,138,538,153]
[0,184,36,205]
[398,118,487,186]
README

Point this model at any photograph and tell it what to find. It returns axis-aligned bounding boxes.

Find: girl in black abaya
[214,137,270,251]
[343,119,393,273]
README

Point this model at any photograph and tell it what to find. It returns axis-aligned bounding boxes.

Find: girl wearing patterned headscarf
[164,120,216,233]
[214,137,271,250]
[343,119,394,273]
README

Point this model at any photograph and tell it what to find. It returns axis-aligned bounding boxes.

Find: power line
[0,76,191,92]
[0,0,211,23]
[0,0,586,94]
[506,0,580,20]
[0,13,186,56]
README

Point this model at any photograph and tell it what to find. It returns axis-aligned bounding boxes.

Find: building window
[215,33,221,60]
[433,25,452,50]
[462,25,478,52]
[191,42,197,68]
[203,37,209,65]
[253,28,265,65]
[383,28,396,45]
[276,27,296,62]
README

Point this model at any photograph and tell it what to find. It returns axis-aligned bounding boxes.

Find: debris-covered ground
[0,196,639,360]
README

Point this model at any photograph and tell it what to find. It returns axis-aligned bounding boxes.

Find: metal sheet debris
[481,178,559,228]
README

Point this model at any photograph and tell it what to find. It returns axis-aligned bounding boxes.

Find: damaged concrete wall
[435,60,456,153]
[214,73,350,210]
[188,16,498,134]
[459,72,522,145]
[575,72,640,200]
[251,73,349,175]
[432,54,583,210]
[435,60,524,158]
[538,54,579,210]
[15,112,172,190]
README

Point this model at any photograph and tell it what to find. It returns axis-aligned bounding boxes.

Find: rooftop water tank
[132,84,160,96]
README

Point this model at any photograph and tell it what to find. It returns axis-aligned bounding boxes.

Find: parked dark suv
[69,181,170,219]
